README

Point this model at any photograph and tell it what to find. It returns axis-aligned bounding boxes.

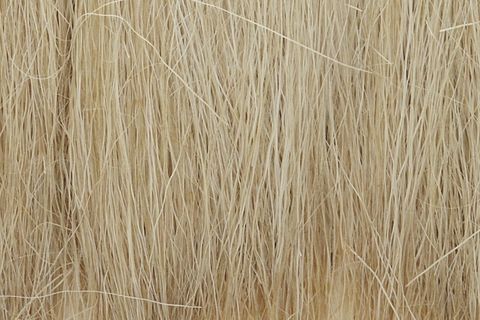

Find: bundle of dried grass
[1,1,480,319]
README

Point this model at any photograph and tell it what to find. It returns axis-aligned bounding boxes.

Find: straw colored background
[1,0,480,319]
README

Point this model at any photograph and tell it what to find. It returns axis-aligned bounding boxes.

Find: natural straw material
[1,0,480,319]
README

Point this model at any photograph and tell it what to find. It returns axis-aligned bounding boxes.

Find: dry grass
[1,0,480,319]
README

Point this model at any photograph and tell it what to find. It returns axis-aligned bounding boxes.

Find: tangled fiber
[1,0,480,319]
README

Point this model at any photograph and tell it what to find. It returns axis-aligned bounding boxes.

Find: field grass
[1,0,480,318]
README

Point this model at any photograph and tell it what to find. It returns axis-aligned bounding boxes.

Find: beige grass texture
[1,0,480,319]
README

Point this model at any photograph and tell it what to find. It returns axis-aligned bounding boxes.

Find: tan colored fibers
[1,0,480,319]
